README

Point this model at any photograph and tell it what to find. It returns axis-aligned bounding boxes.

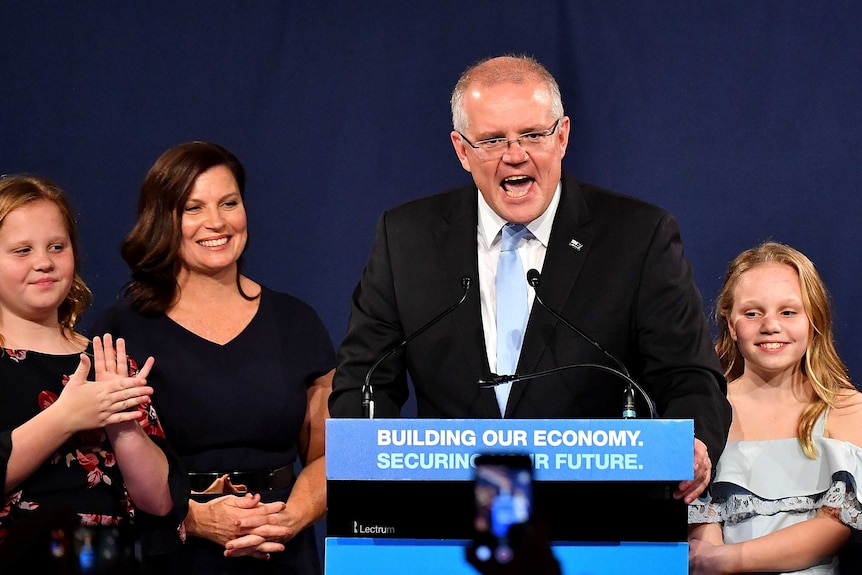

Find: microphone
[527,268,648,418]
[622,383,637,420]
[526,269,629,377]
[362,276,472,418]
[483,269,654,419]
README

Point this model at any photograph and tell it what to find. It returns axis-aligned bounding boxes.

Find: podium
[326,419,692,574]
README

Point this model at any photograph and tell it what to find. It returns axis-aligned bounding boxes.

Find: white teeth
[502,176,531,197]
[199,238,228,247]
[760,342,784,350]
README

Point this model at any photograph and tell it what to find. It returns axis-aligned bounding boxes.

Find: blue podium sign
[327,418,692,481]
[325,419,693,575]
[325,539,687,575]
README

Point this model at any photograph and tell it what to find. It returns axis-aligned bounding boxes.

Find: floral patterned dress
[0,346,187,552]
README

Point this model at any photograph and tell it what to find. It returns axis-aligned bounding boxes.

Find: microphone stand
[478,364,656,419]
[523,269,655,419]
[362,277,472,418]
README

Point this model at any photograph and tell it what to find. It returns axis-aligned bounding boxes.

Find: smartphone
[470,453,534,564]
[48,525,142,574]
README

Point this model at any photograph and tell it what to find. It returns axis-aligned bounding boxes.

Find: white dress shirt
[476,182,562,374]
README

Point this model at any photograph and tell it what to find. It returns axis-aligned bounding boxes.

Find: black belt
[188,465,295,492]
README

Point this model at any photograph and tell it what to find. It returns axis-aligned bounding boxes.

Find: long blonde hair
[0,175,92,346]
[714,241,853,458]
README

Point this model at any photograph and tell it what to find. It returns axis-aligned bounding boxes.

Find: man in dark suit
[329,54,731,503]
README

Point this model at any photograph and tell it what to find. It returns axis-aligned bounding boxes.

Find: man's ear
[557,115,572,160]
[450,131,473,173]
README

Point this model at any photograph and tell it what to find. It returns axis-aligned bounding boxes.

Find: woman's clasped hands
[186,486,294,560]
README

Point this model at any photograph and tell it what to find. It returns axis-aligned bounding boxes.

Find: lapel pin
[568,239,583,251]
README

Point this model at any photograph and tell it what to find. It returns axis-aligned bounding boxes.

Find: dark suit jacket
[330,173,732,463]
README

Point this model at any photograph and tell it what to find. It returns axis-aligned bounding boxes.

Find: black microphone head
[526,268,541,288]
[477,373,519,387]
[477,375,497,388]
[461,276,472,289]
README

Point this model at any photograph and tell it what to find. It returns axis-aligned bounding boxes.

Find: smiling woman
[177,165,248,284]
[89,142,335,575]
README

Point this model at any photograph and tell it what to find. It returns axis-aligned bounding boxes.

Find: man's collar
[477,181,562,247]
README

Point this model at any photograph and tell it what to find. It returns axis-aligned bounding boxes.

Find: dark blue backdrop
[3,0,861,563]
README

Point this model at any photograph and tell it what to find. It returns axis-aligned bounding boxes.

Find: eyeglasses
[458,118,561,160]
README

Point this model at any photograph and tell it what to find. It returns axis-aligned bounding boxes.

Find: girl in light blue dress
[689,242,862,574]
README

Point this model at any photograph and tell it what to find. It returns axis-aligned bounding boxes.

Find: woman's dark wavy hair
[121,141,255,314]
[0,174,92,344]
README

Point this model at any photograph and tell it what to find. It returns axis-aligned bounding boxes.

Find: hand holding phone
[470,454,533,564]
[467,454,560,575]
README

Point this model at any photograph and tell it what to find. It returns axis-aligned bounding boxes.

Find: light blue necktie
[495,223,530,414]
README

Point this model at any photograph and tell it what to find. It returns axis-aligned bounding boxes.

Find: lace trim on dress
[689,473,862,529]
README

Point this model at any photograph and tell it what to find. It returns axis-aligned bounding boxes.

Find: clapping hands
[51,334,154,432]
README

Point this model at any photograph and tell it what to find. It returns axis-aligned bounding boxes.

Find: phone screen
[471,453,533,564]
[48,525,141,574]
